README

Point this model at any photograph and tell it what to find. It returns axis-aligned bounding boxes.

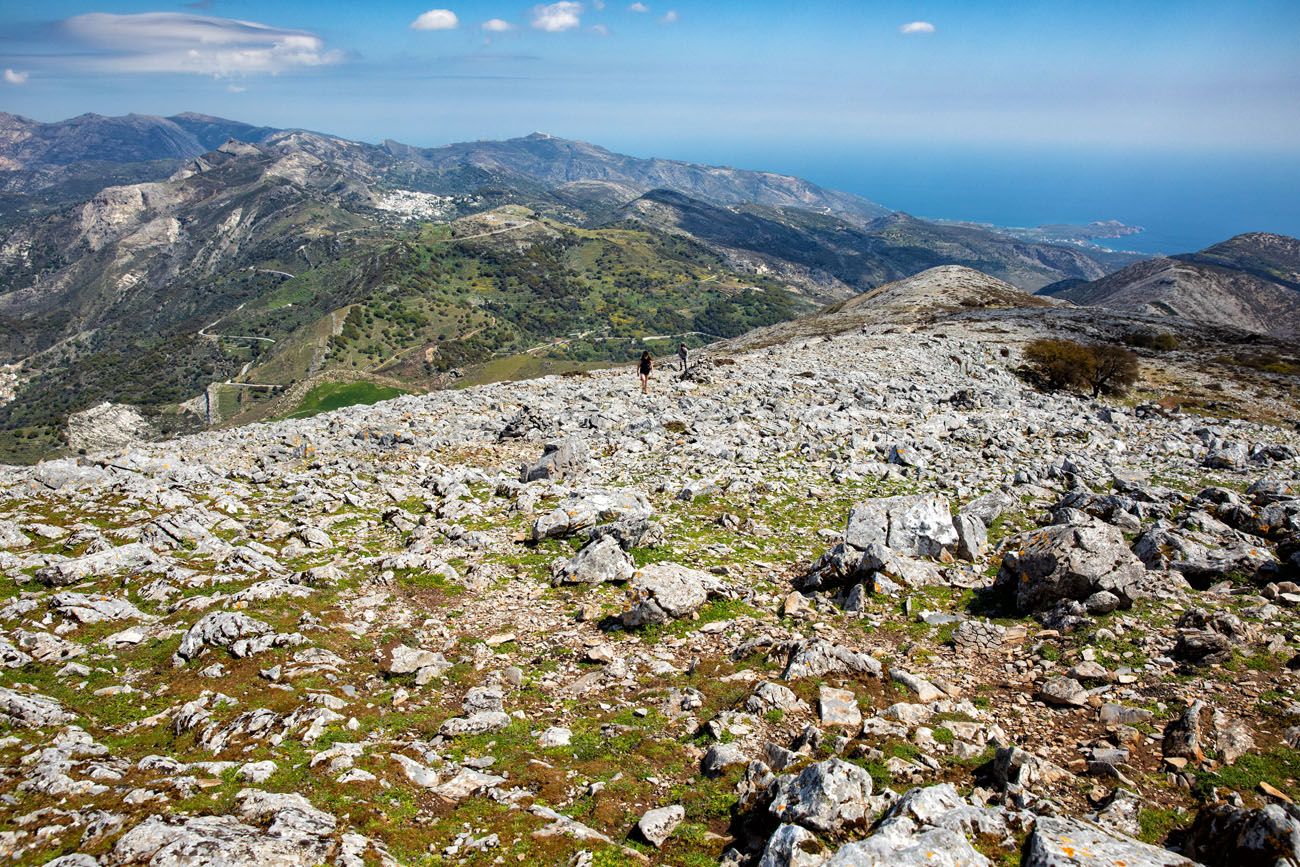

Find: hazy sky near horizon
[1,0,1298,158]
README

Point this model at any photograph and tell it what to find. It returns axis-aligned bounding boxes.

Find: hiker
[638,350,653,394]
[677,342,689,373]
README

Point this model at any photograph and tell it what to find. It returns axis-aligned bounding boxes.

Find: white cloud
[899,21,935,34]
[482,18,514,32]
[531,2,582,31]
[627,2,649,11]
[660,9,678,23]
[3,69,28,85]
[60,12,342,76]
[590,23,610,36]
[592,0,605,8]
[410,9,459,31]
[226,83,247,93]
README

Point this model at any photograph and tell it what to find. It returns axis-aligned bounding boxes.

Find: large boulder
[823,826,989,866]
[636,805,685,848]
[0,687,76,728]
[758,824,827,867]
[1135,526,1276,586]
[962,490,1018,528]
[620,563,723,627]
[769,758,875,834]
[51,592,148,625]
[0,520,29,549]
[65,402,155,454]
[553,535,635,585]
[176,611,303,662]
[795,783,1032,867]
[112,788,337,865]
[996,523,1147,613]
[1162,700,1255,766]
[520,436,589,483]
[383,645,449,676]
[845,494,958,559]
[780,638,883,680]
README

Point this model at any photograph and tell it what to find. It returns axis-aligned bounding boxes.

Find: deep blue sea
[644,143,1300,256]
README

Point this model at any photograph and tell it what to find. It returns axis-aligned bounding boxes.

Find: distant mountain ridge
[1040,232,1300,338]
[0,111,280,170]
[617,189,1125,295]
[380,132,892,222]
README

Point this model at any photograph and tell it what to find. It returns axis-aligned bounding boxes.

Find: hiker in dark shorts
[677,342,689,373]
[638,350,653,394]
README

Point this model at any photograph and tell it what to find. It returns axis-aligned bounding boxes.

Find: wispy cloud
[410,9,460,31]
[531,2,583,32]
[482,18,515,32]
[628,2,649,11]
[660,9,678,24]
[899,21,935,35]
[590,23,610,36]
[226,82,246,93]
[3,68,29,85]
[58,12,342,76]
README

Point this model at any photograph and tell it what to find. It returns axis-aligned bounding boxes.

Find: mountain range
[1040,232,1300,338]
[0,110,1295,462]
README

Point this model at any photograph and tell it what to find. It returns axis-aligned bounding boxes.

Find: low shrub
[1124,330,1180,352]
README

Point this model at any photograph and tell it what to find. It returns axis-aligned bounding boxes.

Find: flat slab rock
[113,789,339,866]
[0,686,76,728]
[1023,816,1200,866]
[36,542,162,587]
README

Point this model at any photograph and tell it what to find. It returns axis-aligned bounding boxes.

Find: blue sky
[1,0,1298,157]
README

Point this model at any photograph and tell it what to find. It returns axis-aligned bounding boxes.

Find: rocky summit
[0,267,1299,866]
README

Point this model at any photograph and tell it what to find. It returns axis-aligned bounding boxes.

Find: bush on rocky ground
[1124,329,1181,352]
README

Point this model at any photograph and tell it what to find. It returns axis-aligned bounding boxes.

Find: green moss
[1137,807,1188,845]
[1194,748,1300,801]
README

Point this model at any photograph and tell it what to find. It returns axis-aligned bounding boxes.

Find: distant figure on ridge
[678,342,689,374]
[638,350,654,394]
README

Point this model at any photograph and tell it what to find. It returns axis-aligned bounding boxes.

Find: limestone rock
[845,494,958,559]
[769,758,875,834]
[621,562,723,627]
[66,402,155,454]
[781,638,882,680]
[996,523,1146,613]
[636,805,684,848]
[0,687,76,728]
[1182,803,1300,866]
[1023,816,1196,866]
[553,535,635,585]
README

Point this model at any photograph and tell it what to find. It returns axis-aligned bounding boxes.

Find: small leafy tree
[1022,338,1092,391]
[1021,338,1139,398]
[1081,343,1139,398]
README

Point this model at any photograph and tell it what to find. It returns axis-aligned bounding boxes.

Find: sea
[647,142,1300,256]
